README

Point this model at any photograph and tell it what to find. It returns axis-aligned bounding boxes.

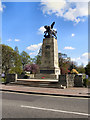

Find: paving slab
[0,84,89,98]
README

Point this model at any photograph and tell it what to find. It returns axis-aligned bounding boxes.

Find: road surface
[2,91,89,119]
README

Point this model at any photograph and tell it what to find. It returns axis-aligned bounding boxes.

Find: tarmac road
[2,91,89,119]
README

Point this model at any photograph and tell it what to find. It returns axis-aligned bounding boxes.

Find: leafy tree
[60,66,70,75]
[2,45,22,74]
[58,52,78,74]
[33,47,42,65]
[77,65,85,73]
[20,51,31,69]
[68,62,77,71]
[24,64,39,74]
[30,58,36,64]
[10,46,22,74]
[33,55,41,65]
[58,53,67,67]
[58,52,70,74]
[2,44,15,74]
[85,62,90,77]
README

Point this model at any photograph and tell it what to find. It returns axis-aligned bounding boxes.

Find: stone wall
[59,74,83,87]
[74,75,83,87]
[59,75,67,86]
[67,74,75,87]
[6,74,17,83]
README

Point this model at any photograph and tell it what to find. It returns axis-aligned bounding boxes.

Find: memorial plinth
[36,37,60,79]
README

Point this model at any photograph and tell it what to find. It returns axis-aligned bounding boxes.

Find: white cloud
[0,2,3,12]
[71,33,75,37]
[7,38,20,42]
[0,2,6,12]
[27,43,42,56]
[14,39,20,42]
[26,43,42,51]
[64,46,75,50]
[71,52,90,66]
[40,0,88,23]
[82,52,88,57]
[38,26,46,35]
[29,52,37,56]
[7,38,12,42]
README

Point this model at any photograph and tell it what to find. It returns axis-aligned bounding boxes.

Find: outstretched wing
[51,22,55,29]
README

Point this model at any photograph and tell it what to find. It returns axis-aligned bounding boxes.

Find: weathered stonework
[6,74,17,83]
[36,37,60,79]
[74,75,83,87]
[59,74,83,88]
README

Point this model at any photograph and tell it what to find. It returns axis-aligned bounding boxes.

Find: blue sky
[1,1,89,66]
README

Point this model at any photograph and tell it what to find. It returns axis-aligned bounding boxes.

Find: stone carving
[44,22,57,39]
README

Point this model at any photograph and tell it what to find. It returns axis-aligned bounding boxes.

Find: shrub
[88,80,90,88]
[83,78,88,87]
[1,78,6,83]
[24,75,28,79]
[24,64,39,74]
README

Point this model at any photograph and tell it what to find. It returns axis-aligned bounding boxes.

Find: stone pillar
[6,74,17,83]
[38,37,60,79]
[15,74,17,82]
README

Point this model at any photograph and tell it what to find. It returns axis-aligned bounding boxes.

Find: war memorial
[36,22,60,79]
[5,22,84,88]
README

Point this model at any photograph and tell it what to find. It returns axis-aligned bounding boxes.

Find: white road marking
[2,91,88,99]
[21,105,89,116]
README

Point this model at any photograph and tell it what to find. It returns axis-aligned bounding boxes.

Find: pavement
[0,83,90,98]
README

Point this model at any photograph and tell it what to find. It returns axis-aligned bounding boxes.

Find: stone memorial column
[36,22,60,79]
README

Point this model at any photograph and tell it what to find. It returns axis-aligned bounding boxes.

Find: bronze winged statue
[44,22,57,39]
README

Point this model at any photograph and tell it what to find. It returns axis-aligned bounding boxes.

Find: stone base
[35,74,59,80]
[40,67,60,75]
